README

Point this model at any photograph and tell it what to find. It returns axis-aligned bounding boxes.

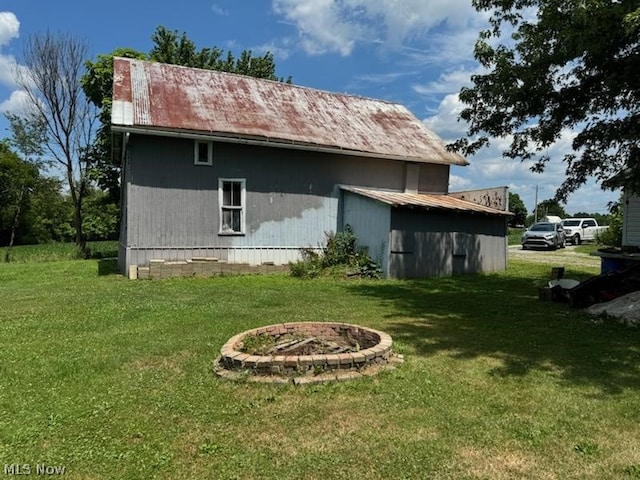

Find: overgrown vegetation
[596,207,624,247]
[289,225,382,279]
[3,240,118,263]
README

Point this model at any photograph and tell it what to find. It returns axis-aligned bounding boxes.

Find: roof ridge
[115,56,408,108]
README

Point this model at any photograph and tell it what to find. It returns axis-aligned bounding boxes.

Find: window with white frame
[219,179,246,234]
[194,140,213,165]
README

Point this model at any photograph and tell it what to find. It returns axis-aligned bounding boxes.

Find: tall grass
[3,241,118,263]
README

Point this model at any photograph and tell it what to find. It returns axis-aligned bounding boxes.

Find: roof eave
[111,124,469,166]
[341,186,511,216]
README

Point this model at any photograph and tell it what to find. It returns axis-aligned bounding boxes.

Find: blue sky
[0,1,619,214]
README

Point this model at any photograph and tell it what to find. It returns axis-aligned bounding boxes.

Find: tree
[0,141,37,259]
[452,1,640,201]
[149,26,287,80]
[572,211,611,225]
[535,198,567,219]
[596,204,623,246]
[82,48,147,198]
[15,31,98,251]
[508,191,527,226]
[1,113,47,260]
[82,26,291,203]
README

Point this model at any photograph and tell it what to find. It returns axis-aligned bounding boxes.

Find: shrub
[289,225,382,279]
[596,208,623,247]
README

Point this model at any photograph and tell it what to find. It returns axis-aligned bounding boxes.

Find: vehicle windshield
[563,220,581,226]
[530,223,555,232]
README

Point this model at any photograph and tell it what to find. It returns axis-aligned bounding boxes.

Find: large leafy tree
[0,141,36,259]
[508,191,527,226]
[83,26,290,201]
[453,0,640,200]
[535,198,567,219]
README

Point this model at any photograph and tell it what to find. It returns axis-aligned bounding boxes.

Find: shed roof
[342,186,511,216]
[111,57,467,166]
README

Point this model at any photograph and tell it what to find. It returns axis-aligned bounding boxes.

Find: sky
[0,1,620,215]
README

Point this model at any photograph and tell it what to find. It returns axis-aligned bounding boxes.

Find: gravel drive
[509,244,600,269]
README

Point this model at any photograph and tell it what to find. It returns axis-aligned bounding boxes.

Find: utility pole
[534,185,539,224]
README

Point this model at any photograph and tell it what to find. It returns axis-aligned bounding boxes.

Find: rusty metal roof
[342,186,511,216]
[111,57,467,166]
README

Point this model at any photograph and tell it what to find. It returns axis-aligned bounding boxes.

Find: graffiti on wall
[449,187,508,211]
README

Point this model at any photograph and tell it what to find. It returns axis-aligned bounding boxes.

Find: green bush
[596,209,623,247]
[289,225,382,279]
[323,225,357,266]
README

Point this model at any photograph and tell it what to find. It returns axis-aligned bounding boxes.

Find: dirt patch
[459,447,545,480]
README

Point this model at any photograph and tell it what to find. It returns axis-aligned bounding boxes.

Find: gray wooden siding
[388,208,507,278]
[623,191,640,246]
[418,164,449,193]
[122,134,434,268]
[342,191,391,274]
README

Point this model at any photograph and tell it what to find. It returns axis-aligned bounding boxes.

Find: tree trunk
[67,166,86,255]
[4,186,26,263]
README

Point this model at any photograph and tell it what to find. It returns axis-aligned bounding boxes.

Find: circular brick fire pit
[214,322,402,385]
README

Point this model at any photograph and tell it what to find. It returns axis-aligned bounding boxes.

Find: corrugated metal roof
[111,57,467,166]
[342,186,511,216]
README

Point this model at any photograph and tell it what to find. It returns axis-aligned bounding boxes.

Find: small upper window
[194,140,213,165]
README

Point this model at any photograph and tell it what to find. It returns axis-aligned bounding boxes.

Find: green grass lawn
[508,227,525,245]
[1,252,640,479]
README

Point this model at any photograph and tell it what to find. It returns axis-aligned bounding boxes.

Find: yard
[1,246,640,479]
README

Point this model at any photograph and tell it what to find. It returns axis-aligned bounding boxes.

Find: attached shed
[342,187,510,278]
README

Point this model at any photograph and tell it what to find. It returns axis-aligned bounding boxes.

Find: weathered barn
[111,57,510,278]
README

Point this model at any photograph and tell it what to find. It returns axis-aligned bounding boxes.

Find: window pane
[232,182,241,206]
[197,142,209,163]
[222,209,232,232]
[221,208,241,232]
[222,182,231,206]
[232,210,241,232]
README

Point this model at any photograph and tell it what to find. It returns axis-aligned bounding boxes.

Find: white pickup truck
[562,218,608,245]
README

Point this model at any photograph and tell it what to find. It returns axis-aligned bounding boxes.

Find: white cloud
[271,0,483,56]
[343,0,476,48]
[422,93,467,138]
[252,41,292,60]
[211,4,229,15]
[0,89,31,115]
[272,0,360,56]
[0,53,19,88]
[448,174,472,191]
[0,12,20,90]
[412,65,483,97]
[0,11,19,46]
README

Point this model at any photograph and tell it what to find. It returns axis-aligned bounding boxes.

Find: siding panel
[122,134,409,268]
[389,208,507,278]
[343,192,391,274]
[623,192,640,246]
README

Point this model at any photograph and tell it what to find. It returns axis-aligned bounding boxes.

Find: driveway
[508,244,601,269]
